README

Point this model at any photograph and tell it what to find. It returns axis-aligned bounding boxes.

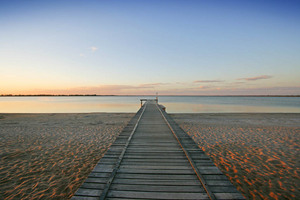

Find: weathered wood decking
[72,100,245,200]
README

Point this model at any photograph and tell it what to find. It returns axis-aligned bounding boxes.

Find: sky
[1,0,300,95]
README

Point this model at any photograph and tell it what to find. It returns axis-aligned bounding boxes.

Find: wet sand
[172,113,300,200]
[0,113,134,199]
[1,113,299,199]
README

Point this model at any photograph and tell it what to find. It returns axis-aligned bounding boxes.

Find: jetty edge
[72,100,245,200]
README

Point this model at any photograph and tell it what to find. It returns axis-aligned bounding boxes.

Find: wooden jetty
[72,100,245,200]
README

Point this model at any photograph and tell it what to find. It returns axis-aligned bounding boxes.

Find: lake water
[0,96,300,113]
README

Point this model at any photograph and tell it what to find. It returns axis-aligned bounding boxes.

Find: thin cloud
[20,85,300,96]
[90,46,98,52]
[232,81,245,84]
[46,85,140,95]
[79,53,86,57]
[193,80,224,83]
[238,75,272,81]
[139,83,168,88]
[175,82,187,85]
[198,85,211,89]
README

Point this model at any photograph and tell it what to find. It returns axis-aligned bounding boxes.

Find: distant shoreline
[1,94,300,97]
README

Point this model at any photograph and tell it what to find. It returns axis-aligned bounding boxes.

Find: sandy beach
[1,113,299,199]
[172,113,300,200]
[0,113,134,199]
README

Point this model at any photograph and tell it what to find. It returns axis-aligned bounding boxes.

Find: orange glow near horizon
[2,83,300,96]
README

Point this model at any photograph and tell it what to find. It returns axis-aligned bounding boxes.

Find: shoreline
[1,95,300,97]
[1,112,300,114]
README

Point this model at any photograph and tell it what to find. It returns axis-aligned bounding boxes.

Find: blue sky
[1,0,300,95]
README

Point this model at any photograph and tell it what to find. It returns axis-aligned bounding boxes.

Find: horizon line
[1,94,300,97]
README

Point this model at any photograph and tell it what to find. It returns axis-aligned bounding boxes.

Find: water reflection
[0,100,139,113]
[163,102,300,113]
[1,96,299,113]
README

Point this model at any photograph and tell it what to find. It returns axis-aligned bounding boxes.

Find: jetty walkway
[72,100,244,200]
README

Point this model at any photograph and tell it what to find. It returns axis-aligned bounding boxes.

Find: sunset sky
[1,0,300,95]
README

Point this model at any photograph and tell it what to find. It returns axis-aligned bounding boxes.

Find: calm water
[0,96,300,113]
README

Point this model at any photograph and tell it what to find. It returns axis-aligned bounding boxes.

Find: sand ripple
[0,113,133,199]
[173,113,300,200]
[1,113,299,199]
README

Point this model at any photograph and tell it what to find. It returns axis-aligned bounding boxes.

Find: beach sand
[1,113,299,199]
[172,113,300,200]
[0,113,134,199]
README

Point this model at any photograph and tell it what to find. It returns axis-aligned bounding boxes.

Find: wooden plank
[210,186,240,193]
[121,159,189,163]
[74,188,102,197]
[203,175,229,180]
[128,143,180,147]
[105,198,154,200]
[214,193,245,200]
[120,162,190,167]
[110,184,204,192]
[81,182,106,189]
[198,168,223,175]
[123,155,189,159]
[115,173,198,180]
[92,168,113,173]
[123,152,188,155]
[121,161,190,165]
[107,190,209,200]
[71,196,99,200]
[88,172,110,178]
[113,179,202,186]
[119,165,193,170]
[121,158,189,161]
[117,168,195,174]
[85,177,108,184]
[207,180,236,186]
[125,150,185,153]
[127,145,182,148]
